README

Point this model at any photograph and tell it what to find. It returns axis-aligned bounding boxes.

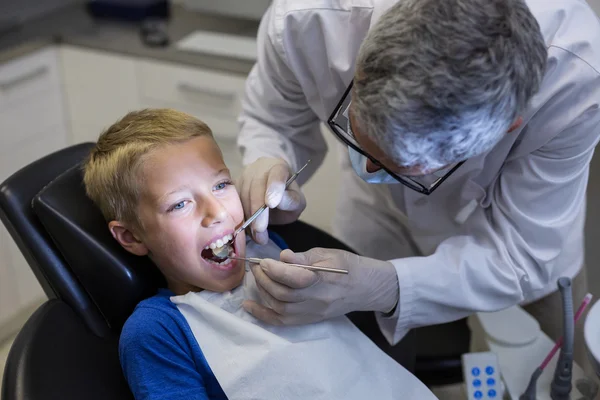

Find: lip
[203,240,242,272]
[200,229,241,271]
[206,257,239,271]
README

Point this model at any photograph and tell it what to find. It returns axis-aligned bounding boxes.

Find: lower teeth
[208,252,236,265]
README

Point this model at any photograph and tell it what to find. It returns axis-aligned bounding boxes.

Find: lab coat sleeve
[237,5,327,183]
[377,47,600,345]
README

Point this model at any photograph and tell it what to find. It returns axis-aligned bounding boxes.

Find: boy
[83,109,436,400]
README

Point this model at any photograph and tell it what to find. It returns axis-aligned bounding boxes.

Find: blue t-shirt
[119,232,288,400]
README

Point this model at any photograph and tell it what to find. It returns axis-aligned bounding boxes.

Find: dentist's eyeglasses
[326,81,464,195]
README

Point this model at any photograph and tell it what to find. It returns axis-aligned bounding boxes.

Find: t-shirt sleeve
[119,306,210,400]
[267,230,289,250]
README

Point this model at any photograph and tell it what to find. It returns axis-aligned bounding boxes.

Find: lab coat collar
[369,0,399,28]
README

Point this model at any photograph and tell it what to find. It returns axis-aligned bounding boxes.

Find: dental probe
[211,159,311,258]
[228,256,349,275]
[234,159,311,238]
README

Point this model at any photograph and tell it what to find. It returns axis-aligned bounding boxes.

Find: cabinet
[136,58,246,177]
[59,46,247,178]
[0,46,68,338]
[60,47,139,144]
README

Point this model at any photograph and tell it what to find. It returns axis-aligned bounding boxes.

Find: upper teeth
[206,234,233,250]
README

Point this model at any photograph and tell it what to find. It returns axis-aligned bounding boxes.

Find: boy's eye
[214,180,232,191]
[169,201,187,212]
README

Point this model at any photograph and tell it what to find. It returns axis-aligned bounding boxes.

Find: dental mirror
[212,244,230,258]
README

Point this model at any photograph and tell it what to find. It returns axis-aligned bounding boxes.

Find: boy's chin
[165,258,246,295]
[208,270,245,293]
[167,273,244,295]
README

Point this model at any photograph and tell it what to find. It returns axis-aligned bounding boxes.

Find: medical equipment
[550,278,575,399]
[585,297,600,378]
[541,293,591,371]
[520,291,593,399]
[211,159,311,258]
[228,256,349,274]
[461,351,503,399]
[519,279,595,400]
[468,278,594,400]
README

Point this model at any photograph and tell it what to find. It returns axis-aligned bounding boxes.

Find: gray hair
[353,0,547,171]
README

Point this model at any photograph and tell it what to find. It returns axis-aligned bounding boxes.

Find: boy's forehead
[143,136,223,167]
[138,136,227,192]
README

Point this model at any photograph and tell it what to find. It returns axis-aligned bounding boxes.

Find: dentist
[236,0,600,367]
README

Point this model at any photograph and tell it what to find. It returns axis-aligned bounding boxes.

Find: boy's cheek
[227,195,245,225]
[233,227,246,252]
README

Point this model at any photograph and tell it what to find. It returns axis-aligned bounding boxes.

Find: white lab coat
[237,0,600,345]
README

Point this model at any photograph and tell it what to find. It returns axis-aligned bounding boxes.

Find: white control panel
[468,305,589,399]
[462,352,504,399]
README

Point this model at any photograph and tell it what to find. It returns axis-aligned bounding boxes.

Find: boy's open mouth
[201,234,236,265]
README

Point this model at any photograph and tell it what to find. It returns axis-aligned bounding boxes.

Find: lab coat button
[415,197,427,206]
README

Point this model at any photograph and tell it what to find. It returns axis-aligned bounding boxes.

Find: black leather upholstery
[33,163,165,334]
[1,300,131,400]
[0,143,136,400]
[0,143,109,336]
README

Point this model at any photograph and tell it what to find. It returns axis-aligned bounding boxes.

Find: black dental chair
[0,143,467,400]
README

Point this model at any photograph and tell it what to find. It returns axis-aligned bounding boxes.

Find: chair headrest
[0,143,114,336]
[33,164,165,331]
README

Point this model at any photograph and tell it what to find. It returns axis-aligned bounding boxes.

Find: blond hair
[83,108,213,226]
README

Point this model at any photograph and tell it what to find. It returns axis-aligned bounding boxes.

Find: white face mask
[345,115,401,184]
[348,146,400,184]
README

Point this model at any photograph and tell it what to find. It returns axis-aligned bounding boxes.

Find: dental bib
[170,239,437,400]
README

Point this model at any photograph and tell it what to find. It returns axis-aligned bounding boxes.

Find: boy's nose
[200,196,228,227]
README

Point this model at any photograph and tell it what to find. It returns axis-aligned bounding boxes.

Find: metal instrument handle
[229,256,348,275]
[234,159,311,237]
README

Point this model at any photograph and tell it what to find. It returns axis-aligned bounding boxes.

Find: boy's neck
[168,280,203,295]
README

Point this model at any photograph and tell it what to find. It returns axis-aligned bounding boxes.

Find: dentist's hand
[238,157,306,245]
[243,248,399,325]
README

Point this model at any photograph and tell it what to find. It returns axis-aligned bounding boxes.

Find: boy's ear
[108,221,148,256]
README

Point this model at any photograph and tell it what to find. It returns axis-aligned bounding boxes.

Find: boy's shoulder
[119,289,190,350]
[118,291,227,399]
[123,288,178,323]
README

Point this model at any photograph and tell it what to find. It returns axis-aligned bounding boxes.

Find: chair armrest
[2,300,132,400]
